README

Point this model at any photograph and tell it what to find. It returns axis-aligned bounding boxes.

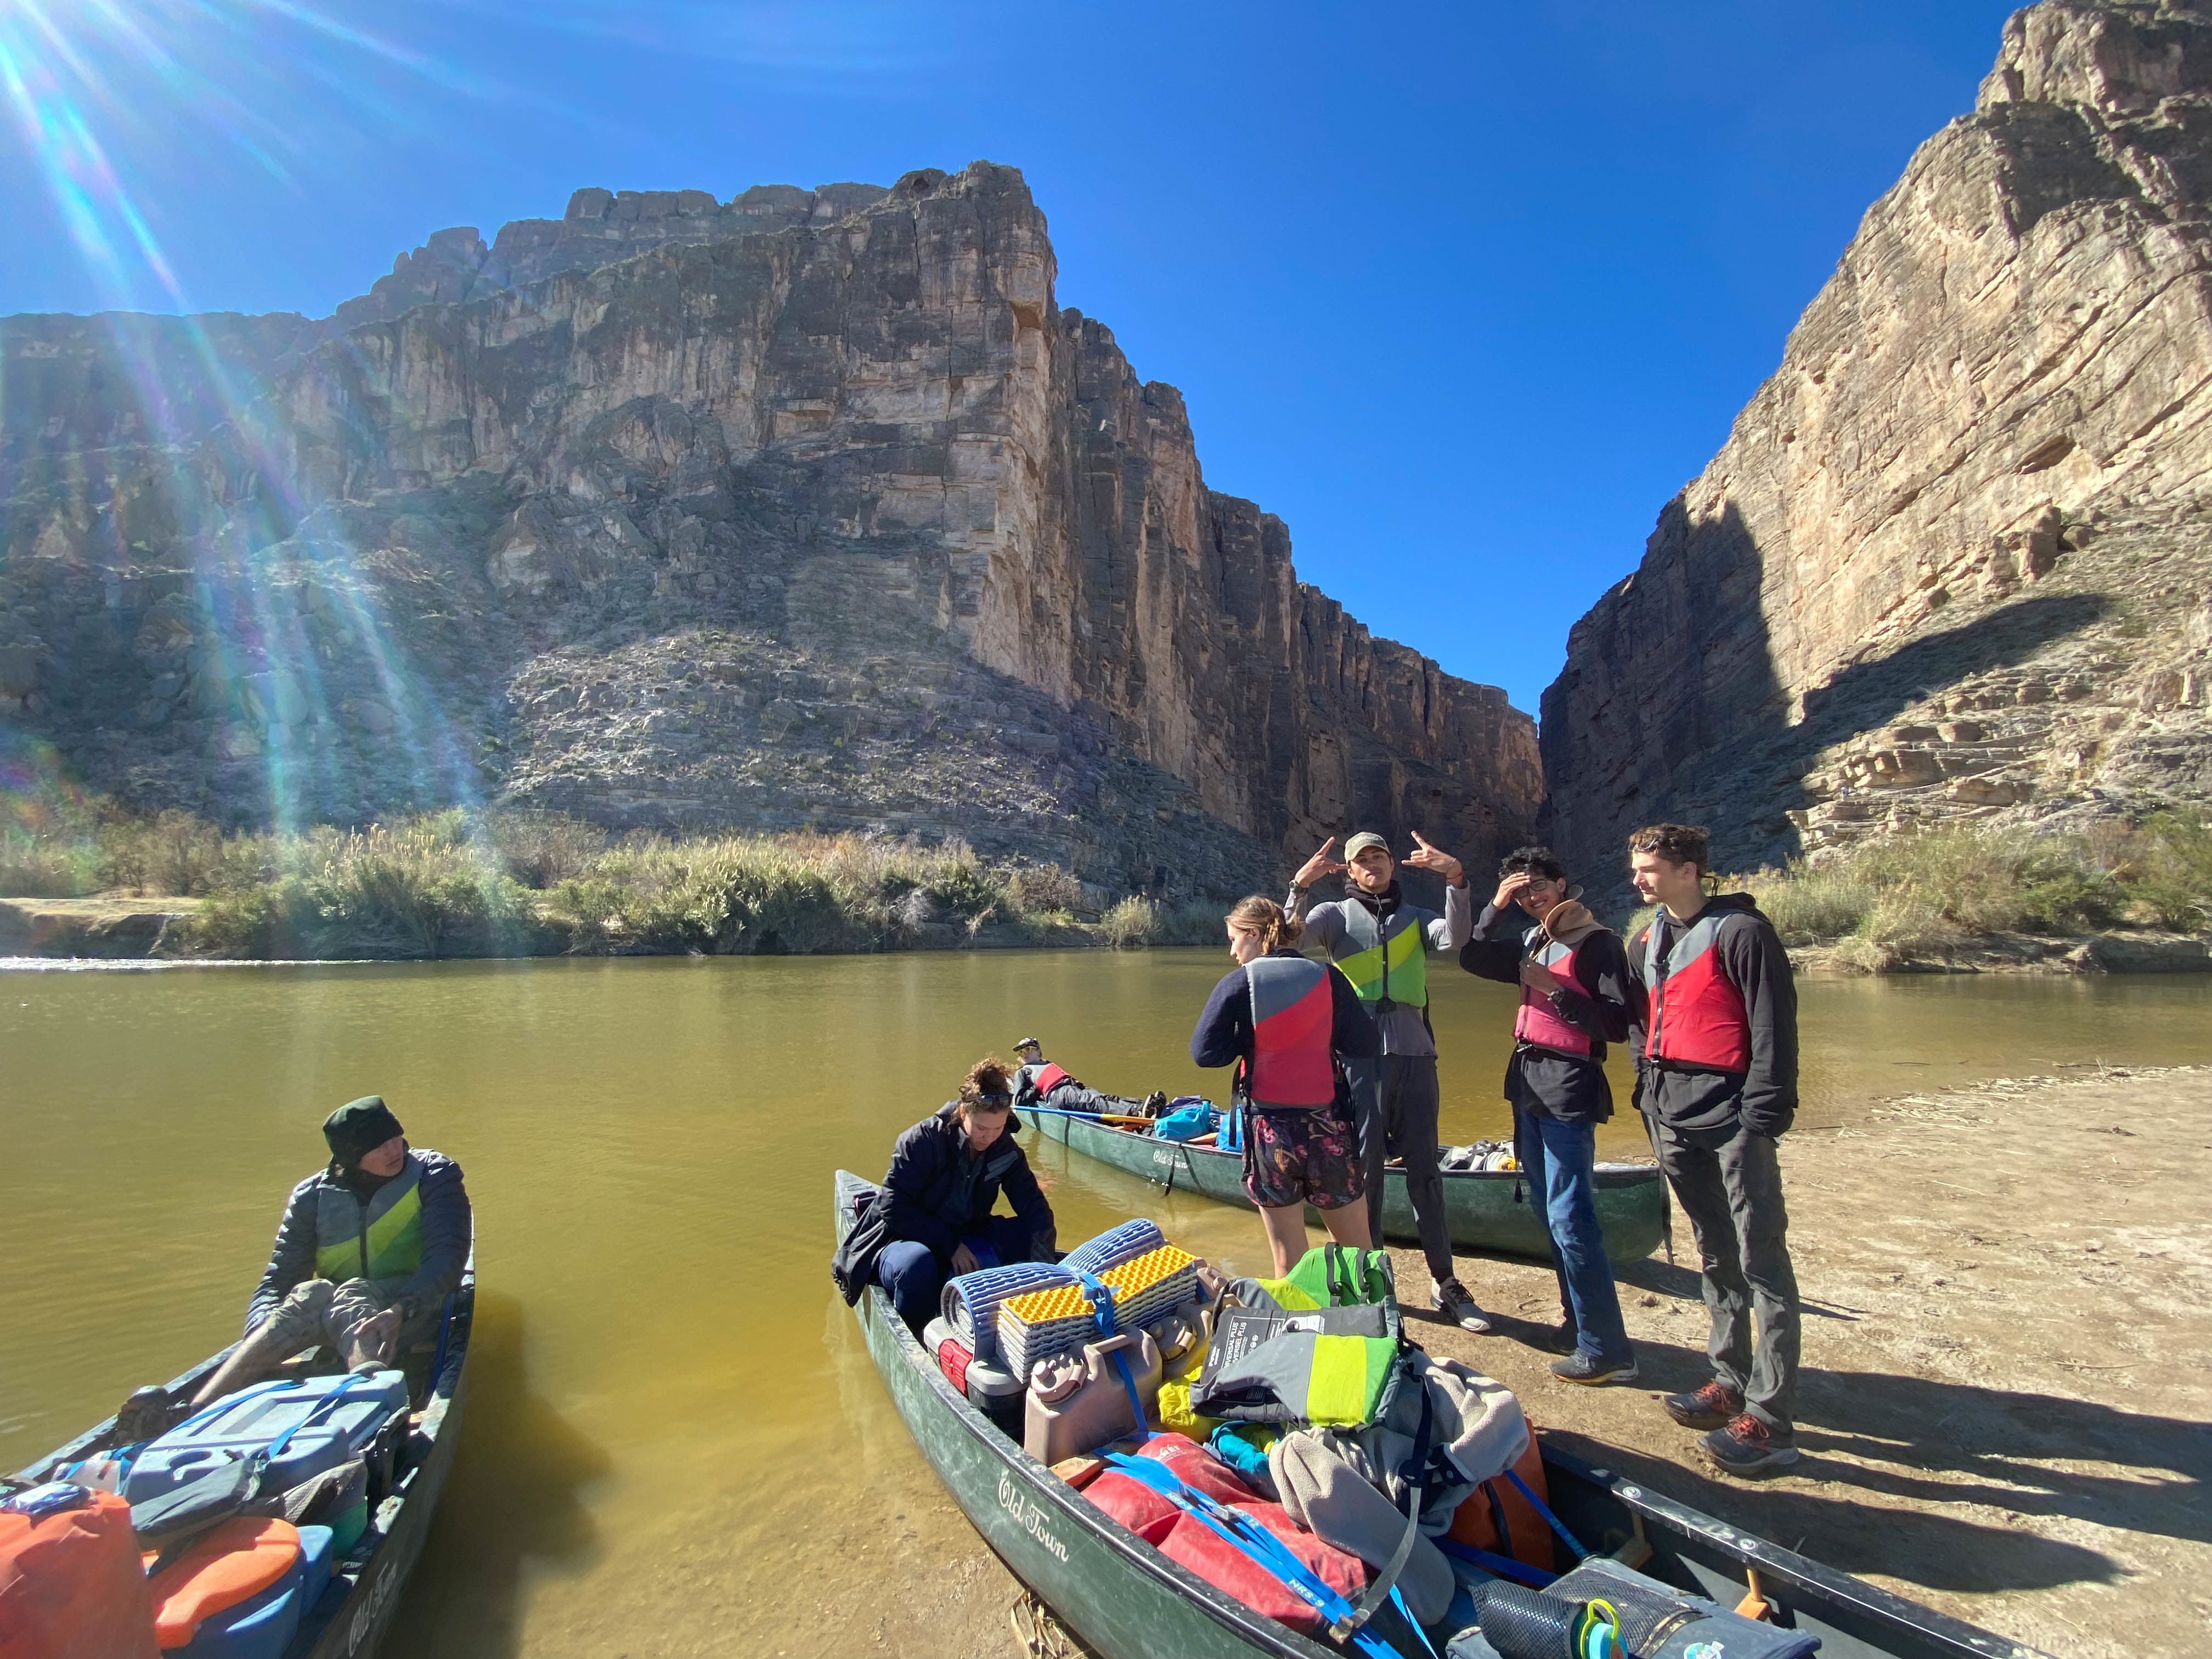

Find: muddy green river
[5,952,2210,1655]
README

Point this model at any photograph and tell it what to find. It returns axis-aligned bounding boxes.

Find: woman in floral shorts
[1189,895,1382,1273]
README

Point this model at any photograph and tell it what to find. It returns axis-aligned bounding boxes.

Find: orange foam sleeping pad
[0,1488,160,1659]
[1446,1427,1556,1574]
[147,1519,301,1651]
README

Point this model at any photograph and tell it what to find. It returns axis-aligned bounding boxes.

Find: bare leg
[1317,1199,1372,1251]
[1258,1203,1311,1277]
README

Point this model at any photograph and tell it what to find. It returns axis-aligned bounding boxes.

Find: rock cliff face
[1544,0,2212,902]
[1,164,1539,896]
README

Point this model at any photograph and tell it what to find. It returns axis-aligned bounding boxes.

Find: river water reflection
[5,952,2209,1654]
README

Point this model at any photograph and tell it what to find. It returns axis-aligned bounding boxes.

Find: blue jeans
[875,1215,1036,1333]
[1514,1106,1632,1364]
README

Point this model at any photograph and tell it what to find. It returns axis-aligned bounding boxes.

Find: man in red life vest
[1626,823,1802,1475]
[1459,846,1637,1386]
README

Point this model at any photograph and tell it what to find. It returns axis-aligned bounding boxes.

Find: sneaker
[1142,1091,1169,1116]
[1540,1319,1580,1355]
[1549,1350,1639,1385]
[1662,1379,1745,1430]
[1431,1279,1492,1333]
[1700,1413,1801,1476]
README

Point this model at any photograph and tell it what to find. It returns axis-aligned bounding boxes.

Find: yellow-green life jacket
[313,1157,425,1283]
[1335,900,1430,1011]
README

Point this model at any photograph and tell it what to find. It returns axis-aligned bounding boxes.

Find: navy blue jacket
[882,1104,1056,1263]
[1189,950,1380,1111]
[246,1149,472,1334]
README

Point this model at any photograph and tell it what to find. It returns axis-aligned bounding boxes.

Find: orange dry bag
[1446,1429,1556,1575]
[0,1486,160,1659]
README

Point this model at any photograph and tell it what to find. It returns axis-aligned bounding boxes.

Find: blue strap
[162,1378,304,1440]
[1103,1453,1402,1659]
[1434,1534,1556,1589]
[1076,1271,1118,1337]
[1107,1346,1152,1444]
[267,1372,380,1463]
[1503,1468,1588,1562]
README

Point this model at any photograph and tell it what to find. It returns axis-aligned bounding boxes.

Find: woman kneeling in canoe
[874,1057,1058,1331]
[1191,896,1380,1274]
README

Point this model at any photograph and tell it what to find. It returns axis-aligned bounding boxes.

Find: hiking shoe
[1539,1319,1580,1354]
[1142,1091,1169,1116]
[1700,1413,1801,1477]
[114,1385,188,1442]
[1432,1279,1492,1333]
[1662,1379,1745,1430]
[1549,1351,1639,1385]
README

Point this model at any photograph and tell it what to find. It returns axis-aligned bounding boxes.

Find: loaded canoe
[10,1254,475,1659]
[1025,1107,1668,1266]
[833,1171,2050,1659]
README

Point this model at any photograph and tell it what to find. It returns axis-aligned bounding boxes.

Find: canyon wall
[1,163,1539,897]
[1544,0,2212,904]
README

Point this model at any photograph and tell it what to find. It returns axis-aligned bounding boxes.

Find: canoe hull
[839,1170,1325,1659]
[18,1264,476,1659]
[834,1171,2049,1659]
[1028,1109,1667,1265]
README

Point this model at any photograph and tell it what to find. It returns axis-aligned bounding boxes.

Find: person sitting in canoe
[1009,1036,1167,1118]
[1190,896,1380,1274]
[873,1057,1058,1332]
[120,1096,472,1430]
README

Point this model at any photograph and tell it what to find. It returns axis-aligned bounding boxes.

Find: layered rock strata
[1544,0,2212,902]
[1,164,1539,896]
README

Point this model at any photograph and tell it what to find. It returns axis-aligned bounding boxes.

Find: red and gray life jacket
[1513,930,1597,1058]
[1030,1063,1073,1096]
[1241,956,1338,1111]
[1640,911,1751,1074]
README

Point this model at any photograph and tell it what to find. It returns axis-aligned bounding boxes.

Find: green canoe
[833,1171,2051,1659]
[1024,1108,1667,1266]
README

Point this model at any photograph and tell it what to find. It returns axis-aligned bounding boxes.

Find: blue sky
[0,0,2025,713]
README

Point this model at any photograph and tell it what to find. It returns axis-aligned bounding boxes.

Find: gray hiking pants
[1653,1117,1801,1434]
[1349,1054,1454,1284]
[244,1278,402,1370]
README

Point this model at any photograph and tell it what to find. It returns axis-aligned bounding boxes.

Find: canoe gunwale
[1547,1445,2056,1659]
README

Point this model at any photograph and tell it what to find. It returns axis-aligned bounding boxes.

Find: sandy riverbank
[863,1066,2211,1659]
[1415,1064,2212,1659]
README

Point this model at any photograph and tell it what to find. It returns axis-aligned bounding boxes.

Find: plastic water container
[1024,1331,1163,1464]
[1148,1302,1214,1383]
[126,1372,407,1506]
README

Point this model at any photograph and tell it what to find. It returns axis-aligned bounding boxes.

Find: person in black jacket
[1460,846,1636,1385]
[163,1096,471,1414]
[1625,823,1802,1476]
[874,1057,1057,1331]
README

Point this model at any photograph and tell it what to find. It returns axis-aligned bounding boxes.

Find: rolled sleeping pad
[1476,1581,1581,1658]
[1540,1559,1824,1659]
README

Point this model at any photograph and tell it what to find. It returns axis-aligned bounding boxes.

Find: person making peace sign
[1286,828,1486,1331]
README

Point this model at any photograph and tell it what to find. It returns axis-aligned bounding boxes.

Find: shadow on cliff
[1548,493,2111,887]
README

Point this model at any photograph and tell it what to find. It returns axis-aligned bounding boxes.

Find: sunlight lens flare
[2,0,500,837]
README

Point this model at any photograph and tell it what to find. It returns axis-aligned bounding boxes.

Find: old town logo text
[996,1472,1070,1561]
